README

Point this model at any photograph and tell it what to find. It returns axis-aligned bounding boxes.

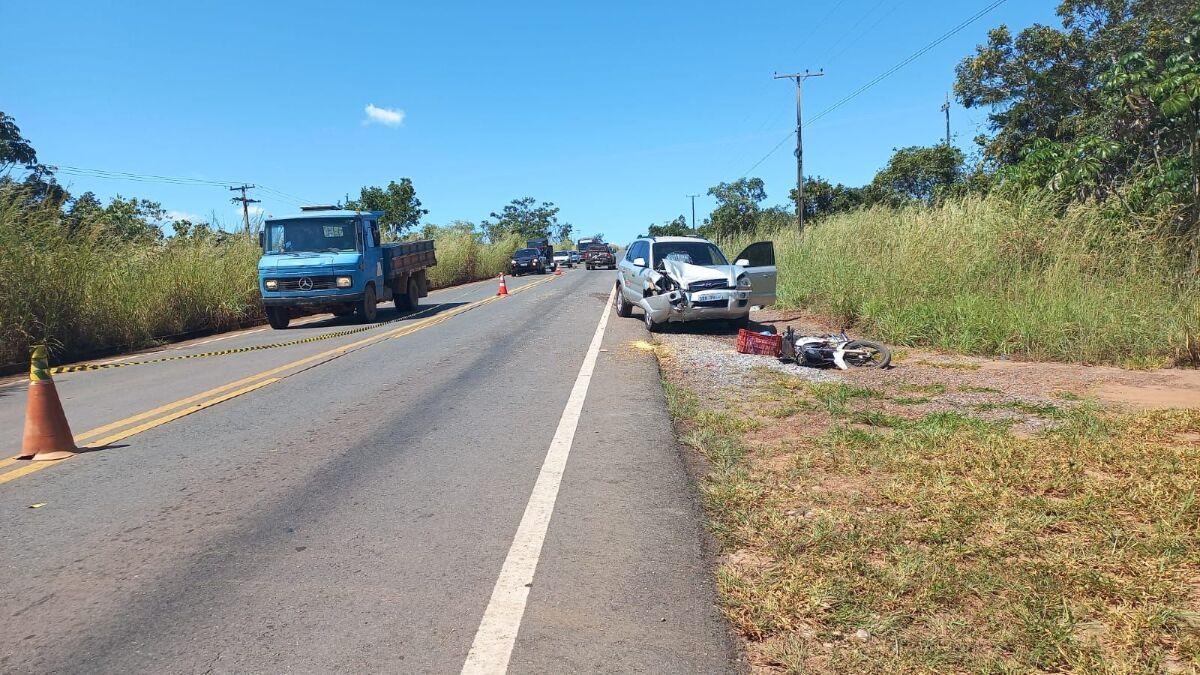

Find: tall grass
[423,230,523,289]
[0,190,522,369]
[725,195,1200,366]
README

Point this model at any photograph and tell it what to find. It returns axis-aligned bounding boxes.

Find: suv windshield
[265,219,357,254]
[514,248,539,257]
[651,241,728,267]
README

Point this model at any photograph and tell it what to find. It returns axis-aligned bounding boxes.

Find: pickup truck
[583,243,616,270]
[258,208,436,329]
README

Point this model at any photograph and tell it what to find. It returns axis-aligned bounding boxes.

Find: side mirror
[735,258,750,267]
[258,232,265,249]
[633,257,646,268]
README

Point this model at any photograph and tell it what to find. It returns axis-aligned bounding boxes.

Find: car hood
[660,259,739,287]
[259,251,360,271]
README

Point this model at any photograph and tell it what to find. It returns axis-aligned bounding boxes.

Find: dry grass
[664,371,1200,673]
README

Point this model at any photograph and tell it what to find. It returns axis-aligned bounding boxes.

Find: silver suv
[613,236,777,331]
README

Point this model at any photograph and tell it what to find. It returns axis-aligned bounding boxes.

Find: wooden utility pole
[230,184,260,236]
[941,93,951,146]
[774,70,823,231]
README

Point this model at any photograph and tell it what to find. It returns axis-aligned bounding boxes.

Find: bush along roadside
[718,195,1200,368]
[659,357,1200,673]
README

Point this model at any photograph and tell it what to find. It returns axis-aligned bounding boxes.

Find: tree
[0,112,38,174]
[0,110,65,206]
[481,197,563,241]
[788,176,864,220]
[704,178,766,237]
[647,215,691,237]
[345,178,428,239]
[867,145,965,205]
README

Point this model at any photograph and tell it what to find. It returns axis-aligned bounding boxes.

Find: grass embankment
[726,196,1200,367]
[664,372,1200,672]
[0,192,519,369]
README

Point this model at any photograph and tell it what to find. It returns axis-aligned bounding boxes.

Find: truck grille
[269,275,337,291]
[689,278,732,292]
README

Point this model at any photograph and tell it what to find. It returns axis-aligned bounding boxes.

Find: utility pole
[941,93,951,146]
[774,70,823,231]
[230,184,260,236]
[686,194,700,231]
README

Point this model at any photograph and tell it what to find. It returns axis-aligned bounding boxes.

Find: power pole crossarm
[229,184,259,236]
[774,70,823,231]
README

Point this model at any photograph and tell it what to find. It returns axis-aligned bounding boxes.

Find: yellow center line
[0,274,557,487]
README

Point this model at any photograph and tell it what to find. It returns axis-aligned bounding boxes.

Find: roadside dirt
[751,309,1200,411]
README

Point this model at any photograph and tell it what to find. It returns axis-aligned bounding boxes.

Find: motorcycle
[779,327,891,369]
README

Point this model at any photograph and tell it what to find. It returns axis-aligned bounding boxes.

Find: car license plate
[695,292,724,303]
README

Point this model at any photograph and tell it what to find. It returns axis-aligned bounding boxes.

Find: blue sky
[3,1,1057,243]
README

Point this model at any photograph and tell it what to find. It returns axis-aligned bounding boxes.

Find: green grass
[664,375,1200,672]
[0,188,521,368]
[722,194,1200,367]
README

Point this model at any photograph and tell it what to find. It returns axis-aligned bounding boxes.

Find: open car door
[734,241,777,308]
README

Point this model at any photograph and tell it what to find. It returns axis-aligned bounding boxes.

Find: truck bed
[382,240,436,279]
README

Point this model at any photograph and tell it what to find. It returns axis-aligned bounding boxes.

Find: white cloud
[363,103,405,127]
[166,210,201,222]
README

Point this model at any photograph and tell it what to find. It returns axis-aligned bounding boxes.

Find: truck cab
[258,208,435,328]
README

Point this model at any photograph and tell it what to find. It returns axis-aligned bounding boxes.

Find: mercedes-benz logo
[297,277,314,291]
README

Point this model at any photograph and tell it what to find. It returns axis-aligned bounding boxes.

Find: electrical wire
[736,0,1008,178]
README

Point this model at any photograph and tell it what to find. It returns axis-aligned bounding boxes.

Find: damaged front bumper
[640,288,751,323]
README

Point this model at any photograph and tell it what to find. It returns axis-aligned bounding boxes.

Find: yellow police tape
[48,275,555,375]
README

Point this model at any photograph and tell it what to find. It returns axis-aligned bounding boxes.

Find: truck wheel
[266,307,290,329]
[614,283,633,317]
[396,278,419,311]
[357,285,378,323]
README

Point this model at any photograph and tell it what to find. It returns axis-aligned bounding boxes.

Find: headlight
[737,274,751,289]
[511,259,518,264]
[336,276,352,288]
[264,279,278,290]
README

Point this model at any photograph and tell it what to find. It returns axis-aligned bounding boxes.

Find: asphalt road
[0,269,739,673]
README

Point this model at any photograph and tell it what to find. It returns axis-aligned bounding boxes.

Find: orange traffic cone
[554,266,563,276]
[18,346,77,462]
[497,274,509,297]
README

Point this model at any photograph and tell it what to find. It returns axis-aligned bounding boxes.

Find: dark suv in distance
[584,243,616,270]
[509,247,547,275]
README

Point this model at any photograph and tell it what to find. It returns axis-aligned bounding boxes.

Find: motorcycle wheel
[842,340,891,368]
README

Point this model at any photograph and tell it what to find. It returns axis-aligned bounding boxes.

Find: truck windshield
[264,219,358,254]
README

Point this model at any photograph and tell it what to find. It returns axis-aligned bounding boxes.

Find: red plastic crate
[736,329,782,356]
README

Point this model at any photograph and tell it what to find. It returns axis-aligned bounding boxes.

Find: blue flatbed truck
[258,207,436,329]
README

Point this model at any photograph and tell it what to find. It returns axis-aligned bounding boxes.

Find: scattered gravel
[658,331,837,389]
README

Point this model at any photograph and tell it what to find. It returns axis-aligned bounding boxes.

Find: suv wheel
[613,283,633,317]
[644,308,662,333]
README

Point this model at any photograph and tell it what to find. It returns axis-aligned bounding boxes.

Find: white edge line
[460,286,615,675]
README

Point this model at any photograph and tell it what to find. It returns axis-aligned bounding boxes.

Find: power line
[806,0,1007,127]
[49,163,314,206]
[817,0,889,66]
[736,0,1008,178]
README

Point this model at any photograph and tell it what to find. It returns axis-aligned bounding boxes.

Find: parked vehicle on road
[584,243,616,270]
[613,235,776,332]
[779,328,891,369]
[577,237,600,252]
[258,207,436,329]
[510,247,547,275]
[553,250,574,268]
[569,250,581,265]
